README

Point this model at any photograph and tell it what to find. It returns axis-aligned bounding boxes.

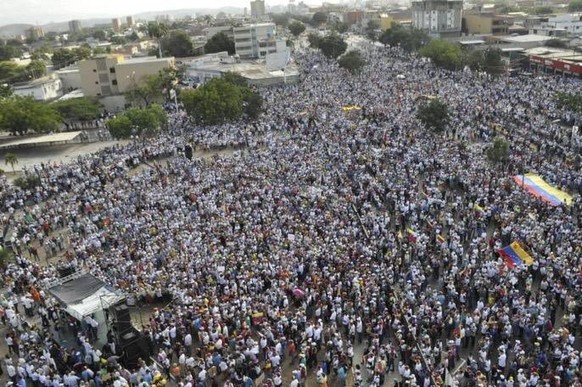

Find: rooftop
[500,34,555,43]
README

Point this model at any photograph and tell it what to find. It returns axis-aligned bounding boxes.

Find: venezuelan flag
[406,228,417,243]
[436,235,446,244]
[498,241,534,268]
[513,173,573,206]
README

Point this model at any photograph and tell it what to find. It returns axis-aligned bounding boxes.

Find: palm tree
[4,152,18,172]
[145,21,169,58]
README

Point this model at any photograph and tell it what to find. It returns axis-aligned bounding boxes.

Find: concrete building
[186,52,299,86]
[205,26,234,40]
[12,75,63,101]
[112,18,122,32]
[250,0,266,19]
[233,23,286,59]
[26,26,45,40]
[56,66,82,91]
[540,14,582,35]
[463,12,512,35]
[68,20,82,34]
[126,16,135,28]
[411,0,463,37]
[79,55,175,97]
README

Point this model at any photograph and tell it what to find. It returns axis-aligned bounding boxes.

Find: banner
[498,241,534,268]
[513,173,573,206]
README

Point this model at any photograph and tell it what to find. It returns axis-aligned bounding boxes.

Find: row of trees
[0,95,102,135]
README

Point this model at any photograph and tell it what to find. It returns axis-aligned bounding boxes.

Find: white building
[250,0,266,19]
[233,23,286,59]
[411,0,463,37]
[12,75,63,101]
[540,14,582,35]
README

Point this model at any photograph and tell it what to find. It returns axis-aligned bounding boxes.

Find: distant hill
[0,23,33,38]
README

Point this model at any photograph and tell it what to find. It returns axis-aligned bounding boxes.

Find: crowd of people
[0,44,580,387]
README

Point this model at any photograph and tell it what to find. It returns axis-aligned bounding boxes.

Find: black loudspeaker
[185,144,193,160]
[111,304,132,334]
[119,330,151,369]
[57,266,75,278]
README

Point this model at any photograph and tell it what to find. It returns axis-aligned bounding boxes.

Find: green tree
[110,35,127,45]
[51,97,101,126]
[319,33,348,59]
[204,32,235,55]
[419,39,463,70]
[569,0,582,11]
[0,96,61,135]
[308,33,322,48]
[332,21,349,34]
[106,114,133,138]
[311,12,328,27]
[106,104,167,139]
[143,21,169,58]
[486,137,510,163]
[379,25,429,52]
[93,29,108,40]
[271,14,290,27]
[288,21,306,37]
[0,246,13,268]
[181,78,243,125]
[161,31,194,57]
[365,20,381,42]
[466,48,504,75]
[556,92,582,112]
[4,152,18,172]
[0,83,12,98]
[533,6,553,14]
[51,48,77,70]
[25,60,47,79]
[125,73,166,107]
[416,98,450,133]
[338,50,366,74]
[0,45,22,60]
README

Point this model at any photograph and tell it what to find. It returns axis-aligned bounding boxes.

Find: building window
[109,67,116,74]
[95,81,99,84]
[112,79,118,85]
[93,69,97,72]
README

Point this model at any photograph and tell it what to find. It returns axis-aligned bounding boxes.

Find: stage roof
[0,131,82,149]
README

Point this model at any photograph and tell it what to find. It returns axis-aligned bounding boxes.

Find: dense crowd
[0,45,581,387]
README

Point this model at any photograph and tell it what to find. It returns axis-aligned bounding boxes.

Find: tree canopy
[319,33,348,59]
[51,97,102,124]
[0,45,22,61]
[52,47,92,70]
[379,25,429,52]
[556,92,582,113]
[0,60,47,84]
[204,32,235,55]
[338,50,366,74]
[106,104,167,139]
[416,98,450,133]
[125,73,166,107]
[465,48,504,75]
[0,96,61,135]
[161,31,195,57]
[419,39,463,71]
[569,0,582,11]
[288,21,306,37]
[308,33,322,49]
[311,12,328,27]
[486,137,510,163]
[181,73,262,126]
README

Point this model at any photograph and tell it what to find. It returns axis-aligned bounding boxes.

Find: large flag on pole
[498,241,534,268]
[513,173,573,206]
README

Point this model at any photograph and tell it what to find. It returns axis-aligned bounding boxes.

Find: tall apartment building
[27,26,45,40]
[250,0,266,19]
[412,0,463,37]
[79,55,175,97]
[112,18,122,32]
[126,16,135,28]
[68,20,82,34]
[233,23,285,59]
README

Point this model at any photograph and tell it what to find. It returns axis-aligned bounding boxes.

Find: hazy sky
[0,0,330,26]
